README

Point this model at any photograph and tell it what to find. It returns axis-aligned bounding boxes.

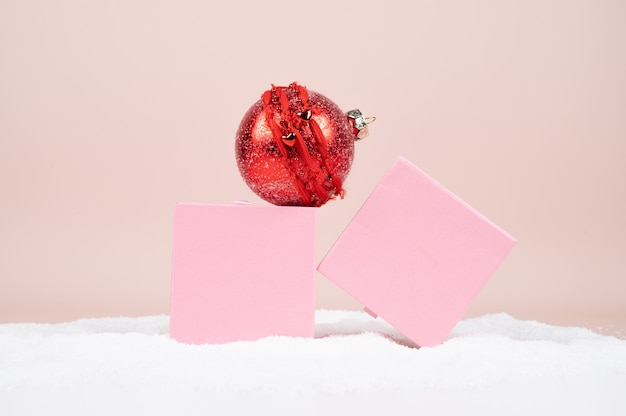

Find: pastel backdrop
[1,0,625,334]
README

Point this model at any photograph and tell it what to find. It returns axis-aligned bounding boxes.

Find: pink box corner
[170,203,317,344]
[317,156,516,347]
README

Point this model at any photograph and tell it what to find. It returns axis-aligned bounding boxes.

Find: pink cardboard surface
[170,203,317,344]
[318,156,516,347]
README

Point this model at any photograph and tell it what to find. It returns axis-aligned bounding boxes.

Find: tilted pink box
[170,203,316,344]
[318,156,516,347]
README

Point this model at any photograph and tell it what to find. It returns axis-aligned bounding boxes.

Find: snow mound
[1,311,625,415]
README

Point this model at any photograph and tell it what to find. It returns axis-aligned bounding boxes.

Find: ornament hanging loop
[347,109,376,140]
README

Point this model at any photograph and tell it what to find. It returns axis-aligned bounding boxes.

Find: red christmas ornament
[235,82,373,207]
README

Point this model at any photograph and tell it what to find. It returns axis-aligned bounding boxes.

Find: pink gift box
[318,156,516,347]
[170,203,317,344]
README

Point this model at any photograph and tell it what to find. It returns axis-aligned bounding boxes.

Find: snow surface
[1,310,625,415]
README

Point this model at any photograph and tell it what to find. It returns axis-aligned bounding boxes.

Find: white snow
[1,310,625,415]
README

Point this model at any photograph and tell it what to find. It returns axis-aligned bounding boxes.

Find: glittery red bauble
[235,82,357,207]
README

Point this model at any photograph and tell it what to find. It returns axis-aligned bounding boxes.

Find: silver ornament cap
[347,109,376,140]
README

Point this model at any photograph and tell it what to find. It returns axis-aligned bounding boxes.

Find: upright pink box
[318,157,516,347]
[170,203,316,344]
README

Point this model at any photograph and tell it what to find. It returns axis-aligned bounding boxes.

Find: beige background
[1,1,624,334]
